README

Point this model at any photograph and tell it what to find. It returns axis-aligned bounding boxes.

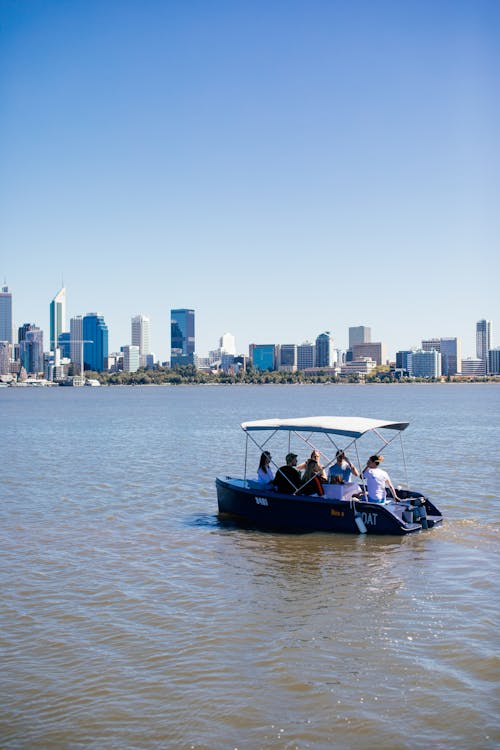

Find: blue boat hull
[216,477,443,535]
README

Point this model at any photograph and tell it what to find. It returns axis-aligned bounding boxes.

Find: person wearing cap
[328,450,359,484]
[362,455,400,503]
[274,452,302,494]
[257,451,274,484]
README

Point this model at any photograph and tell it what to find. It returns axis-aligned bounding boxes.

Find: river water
[1,383,499,749]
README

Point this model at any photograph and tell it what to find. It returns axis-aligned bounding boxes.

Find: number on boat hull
[255,496,269,506]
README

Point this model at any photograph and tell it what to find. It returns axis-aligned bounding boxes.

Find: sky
[1,0,499,361]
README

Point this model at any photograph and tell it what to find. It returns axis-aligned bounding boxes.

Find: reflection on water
[0,384,499,749]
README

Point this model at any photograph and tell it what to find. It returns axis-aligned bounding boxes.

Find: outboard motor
[409,497,428,529]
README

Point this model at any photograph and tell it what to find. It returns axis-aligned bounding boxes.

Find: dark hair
[259,451,271,470]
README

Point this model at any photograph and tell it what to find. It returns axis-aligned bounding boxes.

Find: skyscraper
[70,316,84,374]
[83,313,109,372]
[171,308,195,366]
[50,287,66,352]
[19,326,44,374]
[440,338,462,375]
[349,326,371,348]
[0,341,11,375]
[476,319,492,365]
[0,285,13,344]
[219,332,236,355]
[315,332,334,367]
[131,314,151,366]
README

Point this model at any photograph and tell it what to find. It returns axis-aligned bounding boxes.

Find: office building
[396,350,413,372]
[279,344,297,371]
[488,348,500,375]
[131,314,151,367]
[171,308,195,367]
[408,350,441,378]
[50,287,66,352]
[19,326,44,374]
[461,358,486,376]
[0,285,13,344]
[58,332,71,359]
[0,341,11,375]
[341,358,376,376]
[123,345,140,373]
[422,338,441,352]
[220,332,236,355]
[215,353,233,372]
[83,313,109,372]
[351,341,384,366]
[315,332,334,367]
[349,326,371,348]
[297,342,315,370]
[440,338,462,375]
[18,322,34,343]
[249,344,276,371]
[476,320,492,367]
[70,316,84,375]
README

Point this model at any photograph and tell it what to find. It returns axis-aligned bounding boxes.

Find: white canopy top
[241,416,409,439]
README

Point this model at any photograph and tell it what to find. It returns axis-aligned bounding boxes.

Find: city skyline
[1,2,499,361]
[0,281,494,364]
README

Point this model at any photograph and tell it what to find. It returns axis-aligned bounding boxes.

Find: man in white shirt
[362,455,400,504]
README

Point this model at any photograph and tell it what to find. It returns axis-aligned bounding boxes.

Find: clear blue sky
[1,0,499,361]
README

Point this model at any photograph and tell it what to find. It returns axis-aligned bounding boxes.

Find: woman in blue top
[328,450,359,484]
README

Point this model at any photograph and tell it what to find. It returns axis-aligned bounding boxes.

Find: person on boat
[297,450,327,480]
[257,451,274,484]
[300,459,325,496]
[328,450,359,484]
[361,455,400,503]
[274,452,302,494]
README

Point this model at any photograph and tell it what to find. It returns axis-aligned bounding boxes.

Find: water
[1,384,499,749]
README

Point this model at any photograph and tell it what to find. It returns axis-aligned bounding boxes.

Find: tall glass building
[440,338,462,375]
[50,287,66,352]
[58,332,71,359]
[83,313,109,372]
[315,332,334,367]
[19,326,44,374]
[0,285,13,344]
[171,309,195,366]
[70,316,84,374]
[476,320,492,367]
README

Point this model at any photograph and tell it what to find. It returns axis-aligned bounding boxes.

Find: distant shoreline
[3,379,499,389]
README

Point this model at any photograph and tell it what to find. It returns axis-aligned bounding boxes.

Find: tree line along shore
[84,365,499,386]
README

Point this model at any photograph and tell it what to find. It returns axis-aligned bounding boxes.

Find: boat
[215,416,444,535]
